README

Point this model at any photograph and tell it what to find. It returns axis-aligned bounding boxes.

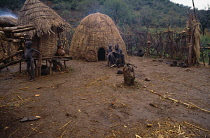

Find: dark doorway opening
[98,48,105,61]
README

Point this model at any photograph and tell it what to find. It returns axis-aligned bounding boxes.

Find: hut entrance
[98,48,105,61]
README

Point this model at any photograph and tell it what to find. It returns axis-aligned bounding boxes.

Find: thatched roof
[0,16,17,27]
[70,12,127,61]
[17,0,70,37]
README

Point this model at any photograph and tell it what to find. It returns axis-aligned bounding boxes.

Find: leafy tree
[77,0,101,13]
[53,1,72,10]
[1,0,209,32]
[198,9,210,35]
[0,0,25,10]
[102,0,133,25]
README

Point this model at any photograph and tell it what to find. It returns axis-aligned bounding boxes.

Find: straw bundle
[192,21,201,62]
[186,15,201,65]
[17,0,70,37]
[70,12,127,61]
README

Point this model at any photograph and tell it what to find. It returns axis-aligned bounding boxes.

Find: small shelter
[17,0,70,57]
[17,0,70,75]
[70,12,127,62]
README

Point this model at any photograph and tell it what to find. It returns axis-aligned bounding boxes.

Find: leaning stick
[0,59,23,70]
[59,120,71,130]
[164,96,191,107]
[27,121,43,137]
[185,101,210,113]
[31,127,43,133]
[59,129,68,138]
[184,121,210,133]
[147,89,210,113]
[8,128,19,138]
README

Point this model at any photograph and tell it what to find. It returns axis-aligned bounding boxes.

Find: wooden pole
[19,61,22,73]
[0,50,23,63]
[37,37,42,76]
[201,50,205,66]
[0,59,23,70]
[192,0,197,20]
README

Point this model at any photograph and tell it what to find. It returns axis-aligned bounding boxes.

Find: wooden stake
[192,0,197,21]
[37,37,42,76]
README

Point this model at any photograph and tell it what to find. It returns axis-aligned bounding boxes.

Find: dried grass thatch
[0,16,17,27]
[70,12,127,61]
[17,0,70,37]
[186,15,201,65]
[17,0,70,57]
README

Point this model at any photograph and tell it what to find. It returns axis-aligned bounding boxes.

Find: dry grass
[104,118,210,138]
[17,0,70,37]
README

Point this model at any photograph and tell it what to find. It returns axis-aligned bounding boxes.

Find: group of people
[24,38,125,81]
[107,44,125,67]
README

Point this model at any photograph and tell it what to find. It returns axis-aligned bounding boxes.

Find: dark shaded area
[98,48,105,61]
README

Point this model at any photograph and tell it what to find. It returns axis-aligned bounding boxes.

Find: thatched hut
[70,12,127,62]
[17,0,70,57]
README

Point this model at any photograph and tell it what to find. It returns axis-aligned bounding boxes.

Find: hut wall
[33,34,57,57]
[41,34,57,57]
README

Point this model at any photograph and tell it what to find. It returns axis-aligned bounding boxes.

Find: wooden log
[6,38,21,42]
[200,47,210,49]
[13,33,23,37]
[0,50,23,63]
[2,27,17,32]
[37,37,42,76]
[12,27,35,33]
[0,30,4,34]
[2,25,34,33]
[0,59,23,70]
[15,25,34,29]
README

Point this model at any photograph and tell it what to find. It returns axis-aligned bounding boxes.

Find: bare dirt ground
[0,56,210,138]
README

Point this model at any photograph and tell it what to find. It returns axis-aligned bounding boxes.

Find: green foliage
[0,0,25,10]
[201,34,210,47]
[53,1,72,10]
[59,9,72,19]
[198,9,210,35]
[1,0,209,33]
[101,0,134,25]
[200,33,210,63]
[76,0,101,13]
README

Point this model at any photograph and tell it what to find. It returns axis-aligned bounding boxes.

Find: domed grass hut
[70,12,127,62]
[17,0,70,57]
